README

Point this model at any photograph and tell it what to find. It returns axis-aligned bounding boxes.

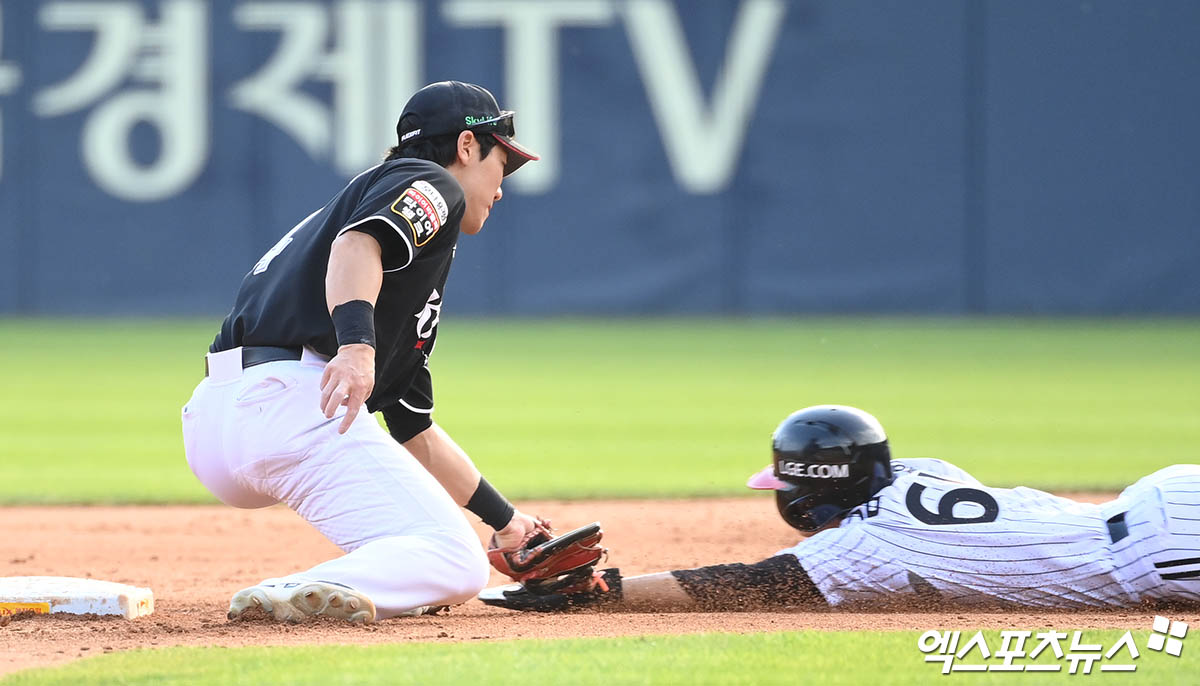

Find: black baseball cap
[396,81,540,176]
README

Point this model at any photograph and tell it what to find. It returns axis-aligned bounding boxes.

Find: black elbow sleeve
[381,404,433,444]
[669,555,826,611]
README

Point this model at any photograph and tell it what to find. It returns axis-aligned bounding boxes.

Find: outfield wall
[1,0,1197,315]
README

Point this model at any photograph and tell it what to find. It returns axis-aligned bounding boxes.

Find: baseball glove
[478,567,623,612]
[487,521,606,583]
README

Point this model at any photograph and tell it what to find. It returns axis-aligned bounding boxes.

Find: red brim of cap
[747,465,790,490]
[493,134,540,176]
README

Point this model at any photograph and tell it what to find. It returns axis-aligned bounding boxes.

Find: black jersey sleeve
[380,365,435,443]
[338,164,465,271]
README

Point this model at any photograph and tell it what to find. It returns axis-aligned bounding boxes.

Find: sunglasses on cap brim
[466,112,516,138]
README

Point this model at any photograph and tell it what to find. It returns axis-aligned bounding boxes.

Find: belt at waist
[204,346,302,378]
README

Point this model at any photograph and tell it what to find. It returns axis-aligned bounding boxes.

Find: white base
[0,576,154,619]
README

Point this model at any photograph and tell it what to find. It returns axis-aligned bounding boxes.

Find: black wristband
[466,477,515,531]
[331,300,376,348]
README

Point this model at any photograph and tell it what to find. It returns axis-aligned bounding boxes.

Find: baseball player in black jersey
[481,406,1200,613]
[182,82,553,623]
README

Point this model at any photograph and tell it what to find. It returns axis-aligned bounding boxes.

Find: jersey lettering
[904,484,999,525]
[252,210,319,275]
[865,497,881,518]
[414,288,442,341]
[844,497,882,523]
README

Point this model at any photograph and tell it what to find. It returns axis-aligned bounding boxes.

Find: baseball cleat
[227,579,376,624]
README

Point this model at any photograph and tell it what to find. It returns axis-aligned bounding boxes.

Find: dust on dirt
[0,495,1165,676]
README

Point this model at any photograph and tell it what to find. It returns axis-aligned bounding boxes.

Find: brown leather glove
[487,521,606,583]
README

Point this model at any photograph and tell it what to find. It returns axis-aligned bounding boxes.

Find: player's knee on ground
[428,531,490,605]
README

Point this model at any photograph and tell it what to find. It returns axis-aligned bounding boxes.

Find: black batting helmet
[747,405,894,532]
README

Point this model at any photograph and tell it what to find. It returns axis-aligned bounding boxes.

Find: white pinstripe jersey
[778,459,1200,608]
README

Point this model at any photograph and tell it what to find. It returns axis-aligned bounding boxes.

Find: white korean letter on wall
[443,0,785,196]
[0,3,24,182]
[623,0,786,195]
[231,0,422,176]
[443,0,616,195]
[34,0,209,202]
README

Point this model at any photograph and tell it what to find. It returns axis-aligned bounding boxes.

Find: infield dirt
[0,495,1159,676]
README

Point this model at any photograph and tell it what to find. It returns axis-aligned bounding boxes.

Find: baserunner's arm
[485,555,828,612]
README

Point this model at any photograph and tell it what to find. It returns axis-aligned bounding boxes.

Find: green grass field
[1,318,1197,503]
[3,630,1190,686]
[3,317,1198,685]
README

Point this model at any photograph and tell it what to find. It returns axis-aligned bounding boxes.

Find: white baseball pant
[181,347,489,618]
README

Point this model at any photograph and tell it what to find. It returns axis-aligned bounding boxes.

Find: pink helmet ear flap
[747,465,790,490]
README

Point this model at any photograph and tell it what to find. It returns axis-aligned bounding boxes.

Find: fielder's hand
[320,343,375,434]
[488,521,606,583]
[493,510,548,551]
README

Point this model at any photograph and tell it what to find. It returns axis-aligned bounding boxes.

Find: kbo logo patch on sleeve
[391,181,449,247]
